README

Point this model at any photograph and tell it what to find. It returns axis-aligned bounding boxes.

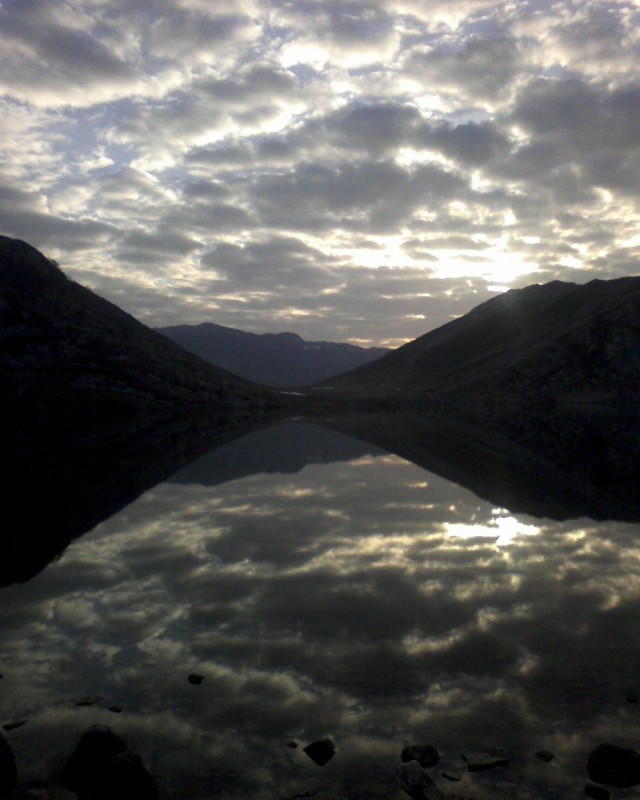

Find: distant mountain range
[157,321,389,387]
[321,277,640,413]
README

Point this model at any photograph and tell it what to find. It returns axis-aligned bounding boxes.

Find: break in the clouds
[1,0,639,345]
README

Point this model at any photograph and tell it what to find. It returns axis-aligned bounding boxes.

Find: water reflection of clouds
[2,425,640,798]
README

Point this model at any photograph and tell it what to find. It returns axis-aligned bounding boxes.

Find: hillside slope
[0,237,277,439]
[158,321,389,387]
[323,277,640,410]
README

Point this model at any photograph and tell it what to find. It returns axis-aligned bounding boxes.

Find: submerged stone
[401,745,439,768]
[187,673,204,685]
[536,750,554,762]
[585,783,610,800]
[394,760,446,799]
[462,750,508,772]
[75,696,103,707]
[2,719,28,732]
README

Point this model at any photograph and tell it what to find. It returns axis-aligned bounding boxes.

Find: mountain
[0,237,288,441]
[319,277,640,412]
[157,321,389,387]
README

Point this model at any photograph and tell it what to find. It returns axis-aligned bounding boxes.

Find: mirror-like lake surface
[2,421,640,799]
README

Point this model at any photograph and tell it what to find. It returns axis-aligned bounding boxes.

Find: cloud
[1,0,639,344]
[402,34,522,102]
[0,0,136,106]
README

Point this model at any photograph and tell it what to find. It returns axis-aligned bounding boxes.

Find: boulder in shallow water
[587,743,640,787]
[401,745,439,768]
[394,760,446,799]
[93,750,158,800]
[61,725,127,797]
[61,725,158,799]
[585,783,610,800]
[0,732,17,798]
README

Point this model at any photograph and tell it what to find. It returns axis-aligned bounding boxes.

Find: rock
[108,705,124,714]
[585,783,610,800]
[461,750,508,772]
[587,743,640,787]
[625,694,639,703]
[394,761,446,799]
[401,745,439,768]
[536,750,554,762]
[303,738,335,766]
[2,719,28,732]
[0,732,18,797]
[441,770,462,782]
[61,725,127,797]
[286,740,298,749]
[93,750,158,800]
[74,696,102,707]
[187,674,204,685]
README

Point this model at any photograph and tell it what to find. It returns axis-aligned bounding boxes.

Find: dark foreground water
[2,421,640,799]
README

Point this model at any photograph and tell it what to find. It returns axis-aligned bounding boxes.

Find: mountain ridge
[320,275,640,412]
[0,236,282,440]
[157,320,389,387]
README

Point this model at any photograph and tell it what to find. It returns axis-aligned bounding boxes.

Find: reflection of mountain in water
[8,409,640,589]
[322,410,640,522]
[3,419,382,588]
[170,420,386,486]
[2,418,259,587]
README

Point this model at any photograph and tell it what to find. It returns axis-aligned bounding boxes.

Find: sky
[1,0,639,347]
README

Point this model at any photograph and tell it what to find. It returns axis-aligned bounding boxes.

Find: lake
[2,419,640,799]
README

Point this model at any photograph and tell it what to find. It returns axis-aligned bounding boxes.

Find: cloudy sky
[1,0,639,346]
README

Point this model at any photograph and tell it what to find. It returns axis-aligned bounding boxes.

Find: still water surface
[2,421,640,799]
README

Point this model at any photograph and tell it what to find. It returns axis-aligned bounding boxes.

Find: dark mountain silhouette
[157,321,389,387]
[319,277,640,413]
[0,237,284,440]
